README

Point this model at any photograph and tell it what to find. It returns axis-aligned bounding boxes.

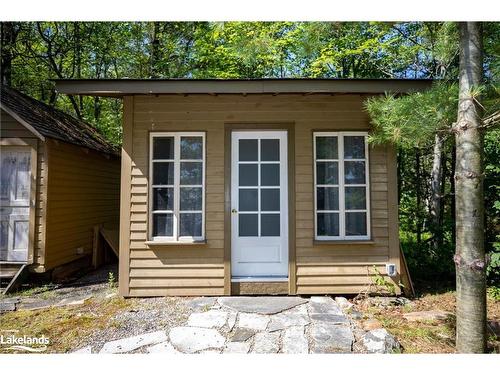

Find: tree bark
[454,22,486,354]
[1,22,20,86]
[430,133,444,248]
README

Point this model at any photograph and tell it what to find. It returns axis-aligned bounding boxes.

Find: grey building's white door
[0,148,31,262]
[231,131,288,279]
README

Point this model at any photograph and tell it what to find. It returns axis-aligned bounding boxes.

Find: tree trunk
[454,22,486,354]
[0,22,19,86]
[150,22,161,78]
[430,133,444,248]
[415,148,422,244]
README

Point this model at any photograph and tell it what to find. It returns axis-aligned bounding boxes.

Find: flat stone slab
[223,341,251,354]
[218,296,307,314]
[100,331,168,353]
[169,327,225,353]
[187,310,228,328]
[237,313,270,331]
[186,297,218,311]
[403,310,453,322]
[230,328,255,342]
[0,301,16,313]
[252,331,280,353]
[268,304,310,332]
[147,341,181,354]
[311,323,354,353]
[309,297,348,324]
[361,328,400,354]
[227,312,237,330]
[282,326,309,354]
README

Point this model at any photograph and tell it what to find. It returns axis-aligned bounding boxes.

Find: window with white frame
[314,132,370,240]
[150,133,205,241]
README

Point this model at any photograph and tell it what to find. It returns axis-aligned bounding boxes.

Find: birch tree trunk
[454,22,486,354]
[430,133,444,248]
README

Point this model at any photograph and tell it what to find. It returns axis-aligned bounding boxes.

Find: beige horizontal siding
[125,94,399,296]
[43,139,120,270]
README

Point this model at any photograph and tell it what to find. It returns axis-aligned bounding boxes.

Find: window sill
[313,240,375,246]
[145,240,207,246]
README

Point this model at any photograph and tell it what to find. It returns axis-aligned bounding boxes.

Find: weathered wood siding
[124,94,400,296]
[43,139,120,270]
[0,110,46,268]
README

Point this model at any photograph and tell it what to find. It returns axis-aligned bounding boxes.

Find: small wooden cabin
[0,86,120,291]
[55,79,431,297]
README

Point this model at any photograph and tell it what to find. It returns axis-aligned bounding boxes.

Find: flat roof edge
[54,79,434,97]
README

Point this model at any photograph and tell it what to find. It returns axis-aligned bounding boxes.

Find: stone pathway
[73,296,400,354]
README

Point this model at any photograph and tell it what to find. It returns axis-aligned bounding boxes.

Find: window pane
[261,164,280,186]
[261,189,280,211]
[16,154,30,200]
[261,214,280,236]
[261,139,280,161]
[181,136,203,160]
[153,137,174,159]
[180,213,202,237]
[316,162,338,185]
[316,136,338,159]
[317,187,339,210]
[239,164,258,186]
[239,139,258,161]
[344,161,366,184]
[13,221,28,249]
[345,187,366,210]
[180,162,202,185]
[239,214,258,236]
[344,136,365,159]
[239,189,258,211]
[317,213,339,237]
[153,187,174,211]
[180,187,202,211]
[0,221,7,250]
[153,162,174,185]
[346,212,367,236]
[153,213,173,237]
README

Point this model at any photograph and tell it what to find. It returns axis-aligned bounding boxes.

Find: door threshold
[231,277,288,282]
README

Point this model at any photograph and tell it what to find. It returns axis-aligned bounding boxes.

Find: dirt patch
[353,291,500,353]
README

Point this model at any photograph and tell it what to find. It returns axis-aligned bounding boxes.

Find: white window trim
[149,132,206,243]
[313,131,371,241]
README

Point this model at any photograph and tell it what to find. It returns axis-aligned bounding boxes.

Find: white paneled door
[0,148,31,262]
[231,131,288,279]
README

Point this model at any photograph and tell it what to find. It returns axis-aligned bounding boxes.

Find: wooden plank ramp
[399,246,415,297]
[0,263,28,294]
[92,226,119,268]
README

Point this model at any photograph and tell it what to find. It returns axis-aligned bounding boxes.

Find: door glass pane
[181,136,203,160]
[0,221,8,250]
[180,213,202,237]
[344,161,366,184]
[239,139,258,161]
[261,189,280,211]
[261,139,279,161]
[344,136,365,159]
[16,154,30,201]
[346,212,367,236]
[153,162,174,185]
[261,164,280,186]
[316,136,338,159]
[317,187,339,210]
[316,162,338,185]
[239,164,258,186]
[261,214,280,236]
[345,187,366,210]
[153,137,174,159]
[13,221,28,249]
[180,162,202,185]
[153,187,174,211]
[317,213,339,236]
[180,187,202,211]
[153,213,173,237]
[239,189,258,211]
[239,214,258,236]
[1,156,13,199]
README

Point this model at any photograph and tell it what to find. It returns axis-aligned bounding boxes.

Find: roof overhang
[0,102,45,141]
[54,78,434,97]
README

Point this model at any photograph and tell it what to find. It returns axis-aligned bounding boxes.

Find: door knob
[231,208,237,214]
